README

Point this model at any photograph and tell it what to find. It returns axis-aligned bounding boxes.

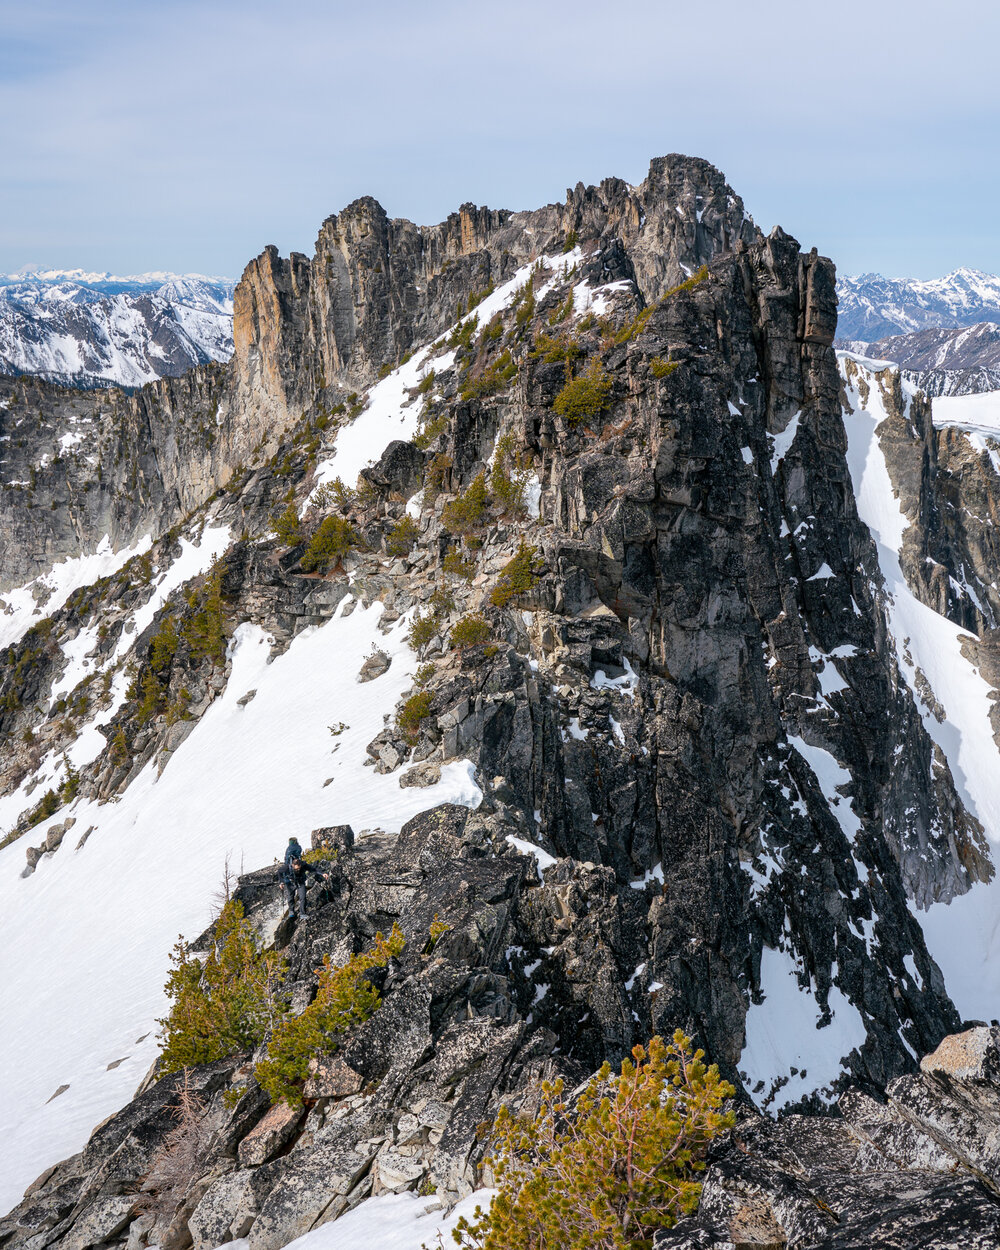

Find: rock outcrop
[4,155,1000,1249]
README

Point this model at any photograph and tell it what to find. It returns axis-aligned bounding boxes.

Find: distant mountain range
[0,270,235,389]
[836,268,1000,342]
[836,269,1000,394]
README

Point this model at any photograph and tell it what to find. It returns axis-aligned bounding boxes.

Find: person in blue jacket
[279,836,329,919]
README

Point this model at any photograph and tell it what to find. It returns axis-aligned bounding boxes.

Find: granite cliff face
[3,157,1000,1248]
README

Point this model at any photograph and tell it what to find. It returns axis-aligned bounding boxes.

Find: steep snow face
[740,946,868,1113]
[0,272,235,388]
[309,251,577,496]
[837,269,1000,342]
[838,354,1000,1022]
[0,534,153,652]
[0,592,482,1214]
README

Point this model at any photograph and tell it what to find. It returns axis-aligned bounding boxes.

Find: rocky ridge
[841,322,1000,396]
[3,156,1000,1247]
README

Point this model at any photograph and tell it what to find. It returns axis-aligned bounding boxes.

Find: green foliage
[414,662,436,687]
[650,357,680,379]
[443,548,476,581]
[387,515,419,556]
[460,350,518,401]
[325,477,357,509]
[562,228,579,254]
[378,362,393,379]
[614,267,710,346]
[150,614,178,675]
[137,668,166,725]
[416,370,436,396]
[182,567,228,666]
[548,292,575,326]
[450,614,493,650]
[254,925,406,1105]
[301,516,357,573]
[490,543,542,607]
[24,788,61,830]
[450,1032,735,1250]
[466,281,495,312]
[414,410,449,450]
[59,754,80,803]
[408,612,439,651]
[514,279,536,330]
[396,691,432,743]
[424,453,453,501]
[441,471,489,536]
[158,900,288,1076]
[480,315,504,345]
[303,846,335,866]
[110,725,129,768]
[613,303,657,346]
[663,265,709,298]
[271,503,303,546]
[490,434,530,516]
[449,315,479,351]
[429,585,456,616]
[531,332,583,368]
[553,359,614,425]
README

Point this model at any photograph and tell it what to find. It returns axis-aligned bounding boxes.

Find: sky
[0,0,997,282]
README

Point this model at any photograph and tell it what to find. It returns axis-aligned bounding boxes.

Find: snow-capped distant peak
[837,268,1000,342]
[0,270,236,389]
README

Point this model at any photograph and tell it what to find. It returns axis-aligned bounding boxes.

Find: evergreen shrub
[450,614,493,649]
[442,472,489,536]
[301,517,357,573]
[490,543,542,607]
[450,1032,734,1250]
[254,925,406,1105]
[387,515,419,556]
[158,900,288,1075]
[553,360,613,425]
[396,691,432,743]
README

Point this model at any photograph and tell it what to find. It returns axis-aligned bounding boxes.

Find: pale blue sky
[1,0,996,281]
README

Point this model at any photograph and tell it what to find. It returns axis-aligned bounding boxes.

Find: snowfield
[0,593,482,1215]
[215,1188,498,1250]
[839,354,1000,1025]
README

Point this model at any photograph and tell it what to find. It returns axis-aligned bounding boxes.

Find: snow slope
[740,946,867,1113]
[215,1188,498,1250]
[839,354,1000,1024]
[0,592,482,1213]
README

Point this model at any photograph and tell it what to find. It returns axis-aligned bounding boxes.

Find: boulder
[358,441,425,500]
[188,1169,274,1250]
[237,1101,304,1167]
[247,1141,375,1250]
[60,1196,136,1250]
[303,1056,364,1100]
[920,1026,1000,1083]
[358,650,391,683]
[399,762,441,788]
[310,825,355,856]
[374,1150,426,1194]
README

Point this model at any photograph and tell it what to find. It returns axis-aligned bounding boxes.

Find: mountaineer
[279,836,330,919]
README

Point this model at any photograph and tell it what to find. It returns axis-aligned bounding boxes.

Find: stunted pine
[451,1031,734,1250]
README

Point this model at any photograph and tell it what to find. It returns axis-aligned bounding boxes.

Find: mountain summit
[2,155,1000,1248]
